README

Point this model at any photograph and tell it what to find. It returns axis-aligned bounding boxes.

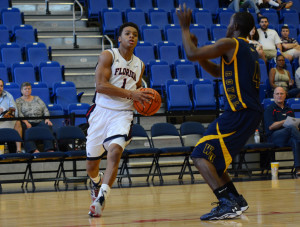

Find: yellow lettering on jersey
[225,71,232,77]
[225,79,233,85]
[229,94,237,100]
[227,87,235,93]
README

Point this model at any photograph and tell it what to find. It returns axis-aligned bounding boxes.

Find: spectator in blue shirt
[0,79,22,153]
[264,86,300,175]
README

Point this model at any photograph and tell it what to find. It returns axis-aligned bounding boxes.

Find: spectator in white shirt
[257,17,282,61]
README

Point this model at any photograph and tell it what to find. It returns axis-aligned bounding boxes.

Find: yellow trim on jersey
[221,59,236,111]
[237,37,249,43]
[216,123,233,173]
[234,54,248,109]
[223,38,239,65]
[194,123,235,172]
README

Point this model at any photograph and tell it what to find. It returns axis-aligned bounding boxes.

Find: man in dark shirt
[264,86,300,175]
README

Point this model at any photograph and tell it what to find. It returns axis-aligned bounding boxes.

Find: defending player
[86,22,153,217]
[177,6,263,220]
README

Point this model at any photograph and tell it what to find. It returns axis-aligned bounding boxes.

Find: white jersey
[95,48,143,111]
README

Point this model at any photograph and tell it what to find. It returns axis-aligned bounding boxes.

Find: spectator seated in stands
[280,25,300,62]
[248,26,267,63]
[264,87,300,176]
[228,0,263,17]
[0,79,22,153]
[257,0,293,10]
[269,55,300,98]
[257,16,282,61]
[16,82,54,153]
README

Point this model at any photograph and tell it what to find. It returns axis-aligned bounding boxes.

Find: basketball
[133,88,161,116]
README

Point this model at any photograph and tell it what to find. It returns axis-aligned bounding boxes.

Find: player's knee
[107,144,123,161]
[86,160,100,174]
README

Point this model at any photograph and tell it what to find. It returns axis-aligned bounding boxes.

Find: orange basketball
[133,88,161,116]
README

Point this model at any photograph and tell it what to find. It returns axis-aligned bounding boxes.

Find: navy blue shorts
[191,109,262,176]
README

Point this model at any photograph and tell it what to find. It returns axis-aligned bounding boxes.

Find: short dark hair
[276,54,285,61]
[21,82,32,90]
[259,16,268,23]
[233,12,255,37]
[281,25,289,31]
[118,22,139,37]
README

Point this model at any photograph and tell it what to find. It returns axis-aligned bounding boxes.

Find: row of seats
[0,8,24,32]
[88,0,221,18]
[0,61,64,88]
[0,42,52,70]
[0,24,37,47]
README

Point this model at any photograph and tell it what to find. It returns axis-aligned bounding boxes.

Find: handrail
[45,0,50,15]
[102,35,114,51]
[73,0,84,48]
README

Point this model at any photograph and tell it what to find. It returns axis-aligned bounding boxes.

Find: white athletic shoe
[89,188,106,217]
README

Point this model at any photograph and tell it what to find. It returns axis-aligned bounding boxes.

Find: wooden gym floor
[0,176,300,226]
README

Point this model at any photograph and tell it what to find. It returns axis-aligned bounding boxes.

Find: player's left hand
[176,4,192,30]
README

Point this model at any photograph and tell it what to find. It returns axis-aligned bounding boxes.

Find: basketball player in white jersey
[86,22,153,217]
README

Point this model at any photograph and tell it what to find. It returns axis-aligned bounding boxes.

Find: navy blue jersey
[221,37,262,113]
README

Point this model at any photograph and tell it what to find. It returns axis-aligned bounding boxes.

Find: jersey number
[121,78,127,89]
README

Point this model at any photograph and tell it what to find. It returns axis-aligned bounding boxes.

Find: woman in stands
[248,26,267,64]
[16,82,54,153]
[269,55,300,98]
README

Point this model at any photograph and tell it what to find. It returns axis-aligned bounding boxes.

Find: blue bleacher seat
[286,98,300,107]
[142,25,163,45]
[102,9,123,36]
[193,80,216,110]
[262,98,274,109]
[259,59,268,84]
[134,0,153,13]
[177,0,197,8]
[165,25,182,46]
[12,62,36,86]
[134,42,156,65]
[201,0,219,15]
[193,9,213,29]
[211,24,227,41]
[0,0,10,11]
[150,61,172,93]
[4,82,21,99]
[261,8,279,26]
[282,10,299,28]
[291,104,300,118]
[87,0,108,18]
[111,0,131,12]
[0,25,10,45]
[0,43,23,69]
[47,104,64,132]
[25,42,49,68]
[199,59,218,81]
[31,82,51,105]
[148,9,169,30]
[175,62,197,88]
[218,11,234,26]
[0,63,9,83]
[68,103,90,126]
[190,24,209,47]
[166,80,192,111]
[125,9,147,30]
[13,24,37,48]
[0,8,23,32]
[171,10,180,25]
[156,0,175,12]
[39,61,63,90]
[158,42,180,65]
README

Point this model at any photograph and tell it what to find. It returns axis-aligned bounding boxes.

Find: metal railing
[73,0,84,48]
[45,0,50,15]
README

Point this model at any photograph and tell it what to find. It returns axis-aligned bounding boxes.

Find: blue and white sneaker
[89,188,106,217]
[229,193,249,212]
[90,172,104,202]
[200,198,242,221]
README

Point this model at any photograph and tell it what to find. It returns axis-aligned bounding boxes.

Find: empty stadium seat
[39,61,64,90]
[156,0,175,12]
[175,62,197,88]
[260,8,279,26]
[87,0,108,18]
[190,24,209,47]
[0,43,23,68]
[282,10,299,28]
[177,0,197,8]
[193,79,216,110]
[134,42,156,66]
[31,82,51,105]
[0,25,10,45]
[150,61,172,93]
[165,25,182,46]
[25,42,50,68]
[0,8,23,32]
[148,9,169,30]
[12,62,36,86]
[211,24,227,41]
[111,0,131,12]
[193,9,213,29]
[13,24,37,48]
[68,103,90,126]
[134,0,153,12]
[142,25,163,45]
[166,80,192,111]
[0,0,10,11]
[0,63,9,83]
[125,9,147,31]
[158,41,180,65]
[4,82,21,99]
[201,0,219,15]
[259,59,268,84]
[102,9,123,36]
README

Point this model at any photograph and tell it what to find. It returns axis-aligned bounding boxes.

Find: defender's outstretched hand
[176,4,192,30]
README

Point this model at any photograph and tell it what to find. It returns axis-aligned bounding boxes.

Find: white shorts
[86,105,133,160]
[284,49,297,57]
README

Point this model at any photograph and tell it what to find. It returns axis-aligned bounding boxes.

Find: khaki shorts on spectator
[263,49,277,60]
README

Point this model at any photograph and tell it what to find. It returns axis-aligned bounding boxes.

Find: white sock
[268,0,279,7]
[91,173,101,185]
[100,184,111,199]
